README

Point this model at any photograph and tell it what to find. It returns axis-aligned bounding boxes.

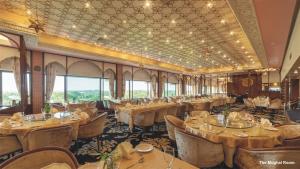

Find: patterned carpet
[0,104,287,169]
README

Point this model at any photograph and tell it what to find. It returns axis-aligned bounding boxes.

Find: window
[2,72,20,106]
[186,85,193,96]
[49,76,65,103]
[67,76,100,103]
[124,80,131,99]
[164,83,177,97]
[102,78,111,100]
[132,81,151,98]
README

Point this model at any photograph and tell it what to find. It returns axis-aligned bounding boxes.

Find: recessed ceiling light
[126,42,130,46]
[230,31,234,35]
[220,19,226,24]
[223,54,227,58]
[123,20,127,24]
[166,39,170,43]
[241,46,245,49]
[189,31,193,35]
[247,55,251,58]
[210,46,214,49]
[201,39,205,43]
[148,31,152,35]
[144,1,151,7]
[85,2,90,8]
[245,51,248,54]
[217,51,221,54]
[103,34,107,39]
[171,19,176,24]
[72,25,76,29]
[179,45,183,49]
[298,66,300,69]
[236,40,240,43]
[207,2,213,8]
[26,9,32,15]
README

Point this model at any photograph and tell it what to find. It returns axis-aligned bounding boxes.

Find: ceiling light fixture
[230,31,234,35]
[207,1,214,8]
[236,40,240,43]
[171,19,176,24]
[144,1,151,8]
[85,2,90,8]
[220,19,226,24]
[26,9,32,15]
[72,25,76,29]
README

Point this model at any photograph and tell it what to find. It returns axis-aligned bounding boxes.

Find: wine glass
[163,147,175,169]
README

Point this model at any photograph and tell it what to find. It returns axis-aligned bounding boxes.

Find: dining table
[79,148,199,169]
[184,114,283,168]
[0,112,86,151]
[116,102,178,131]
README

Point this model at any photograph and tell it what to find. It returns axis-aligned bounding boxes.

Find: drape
[12,57,21,95]
[150,75,157,98]
[45,63,57,102]
[122,79,126,98]
[109,77,115,98]
[159,76,166,97]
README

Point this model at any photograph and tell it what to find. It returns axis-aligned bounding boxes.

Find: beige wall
[281,11,300,80]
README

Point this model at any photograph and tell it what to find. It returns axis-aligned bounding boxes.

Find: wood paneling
[31,51,43,114]
[116,64,123,98]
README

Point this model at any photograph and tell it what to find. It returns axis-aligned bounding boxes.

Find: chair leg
[96,136,100,152]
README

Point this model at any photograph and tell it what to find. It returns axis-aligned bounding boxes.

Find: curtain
[12,57,21,95]
[159,76,166,97]
[109,77,115,98]
[106,71,115,98]
[45,63,57,102]
[150,75,157,98]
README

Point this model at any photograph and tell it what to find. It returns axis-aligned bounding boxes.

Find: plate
[233,132,248,138]
[263,127,279,131]
[135,143,154,153]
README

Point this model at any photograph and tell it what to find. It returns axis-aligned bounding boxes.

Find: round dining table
[184,115,283,168]
[0,112,85,151]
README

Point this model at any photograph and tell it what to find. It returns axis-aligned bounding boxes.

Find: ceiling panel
[0,0,262,70]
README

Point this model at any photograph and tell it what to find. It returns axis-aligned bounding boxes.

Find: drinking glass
[163,147,175,169]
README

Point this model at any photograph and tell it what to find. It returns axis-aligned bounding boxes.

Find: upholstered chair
[155,107,169,123]
[175,128,224,168]
[164,115,185,141]
[269,98,283,110]
[0,147,79,169]
[235,147,300,169]
[27,125,73,151]
[167,105,178,116]
[190,111,210,117]
[190,102,211,112]
[133,110,156,129]
[78,112,107,151]
[0,135,22,157]
[279,125,300,146]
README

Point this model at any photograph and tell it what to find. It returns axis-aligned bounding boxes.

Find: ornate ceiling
[0,0,264,72]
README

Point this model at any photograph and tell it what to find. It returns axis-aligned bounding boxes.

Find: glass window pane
[50,76,65,103]
[168,83,176,96]
[102,78,111,100]
[2,72,20,106]
[132,81,150,98]
[124,80,130,99]
[67,76,100,103]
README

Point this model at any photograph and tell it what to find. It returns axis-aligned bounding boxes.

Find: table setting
[0,111,86,150]
[184,111,283,167]
[78,141,198,169]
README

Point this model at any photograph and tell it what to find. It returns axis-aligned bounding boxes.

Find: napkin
[114,141,134,160]
[11,112,23,121]
[260,118,272,127]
